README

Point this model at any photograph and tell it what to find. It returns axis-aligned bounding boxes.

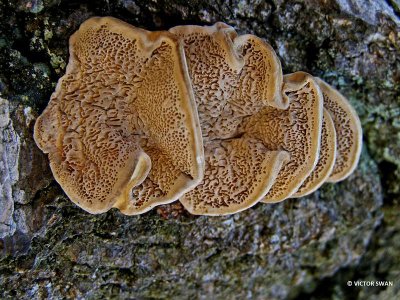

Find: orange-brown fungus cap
[34,17,204,214]
[315,78,362,182]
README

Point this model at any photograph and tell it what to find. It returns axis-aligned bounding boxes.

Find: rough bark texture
[0,0,399,299]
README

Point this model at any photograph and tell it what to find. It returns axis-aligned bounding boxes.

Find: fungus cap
[34,17,204,214]
[180,138,290,215]
[34,95,152,214]
[315,78,362,182]
[292,108,337,197]
[170,22,288,141]
[34,18,362,216]
[172,23,289,215]
[241,72,324,203]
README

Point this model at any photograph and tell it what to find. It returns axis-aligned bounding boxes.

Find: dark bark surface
[0,0,399,299]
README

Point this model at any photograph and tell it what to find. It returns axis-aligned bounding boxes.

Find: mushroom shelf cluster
[34,17,362,216]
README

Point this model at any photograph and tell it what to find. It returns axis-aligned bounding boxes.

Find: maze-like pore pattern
[171,23,289,214]
[293,109,337,197]
[34,17,203,214]
[242,73,323,202]
[317,78,362,183]
[34,18,362,216]
[181,138,289,215]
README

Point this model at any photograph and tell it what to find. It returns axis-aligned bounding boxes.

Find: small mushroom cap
[34,17,204,214]
[180,138,290,215]
[315,78,362,182]
[292,108,337,197]
[241,72,324,203]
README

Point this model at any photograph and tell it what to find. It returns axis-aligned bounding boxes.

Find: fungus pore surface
[34,18,363,216]
[292,108,337,197]
[315,78,362,182]
[171,23,289,214]
[34,17,204,214]
[242,72,324,203]
[170,23,287,142]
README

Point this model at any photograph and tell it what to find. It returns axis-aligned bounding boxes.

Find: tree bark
[0,0,399,299]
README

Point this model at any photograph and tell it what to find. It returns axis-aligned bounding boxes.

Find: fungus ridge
[170,23,286,142]
[181,138,290,215]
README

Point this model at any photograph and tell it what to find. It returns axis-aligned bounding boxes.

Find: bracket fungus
[34,17,363,216]
[34,17,204,214]
[170,23,290,215]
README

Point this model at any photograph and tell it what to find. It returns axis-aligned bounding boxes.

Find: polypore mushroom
[242,72,324,203]
[34,17,204,214]
[292,109,337,197]
[314,78,362,182]
[35,17,363,216]
[171,23,290,215]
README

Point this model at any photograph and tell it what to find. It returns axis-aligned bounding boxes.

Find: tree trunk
[0,0,399,299]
